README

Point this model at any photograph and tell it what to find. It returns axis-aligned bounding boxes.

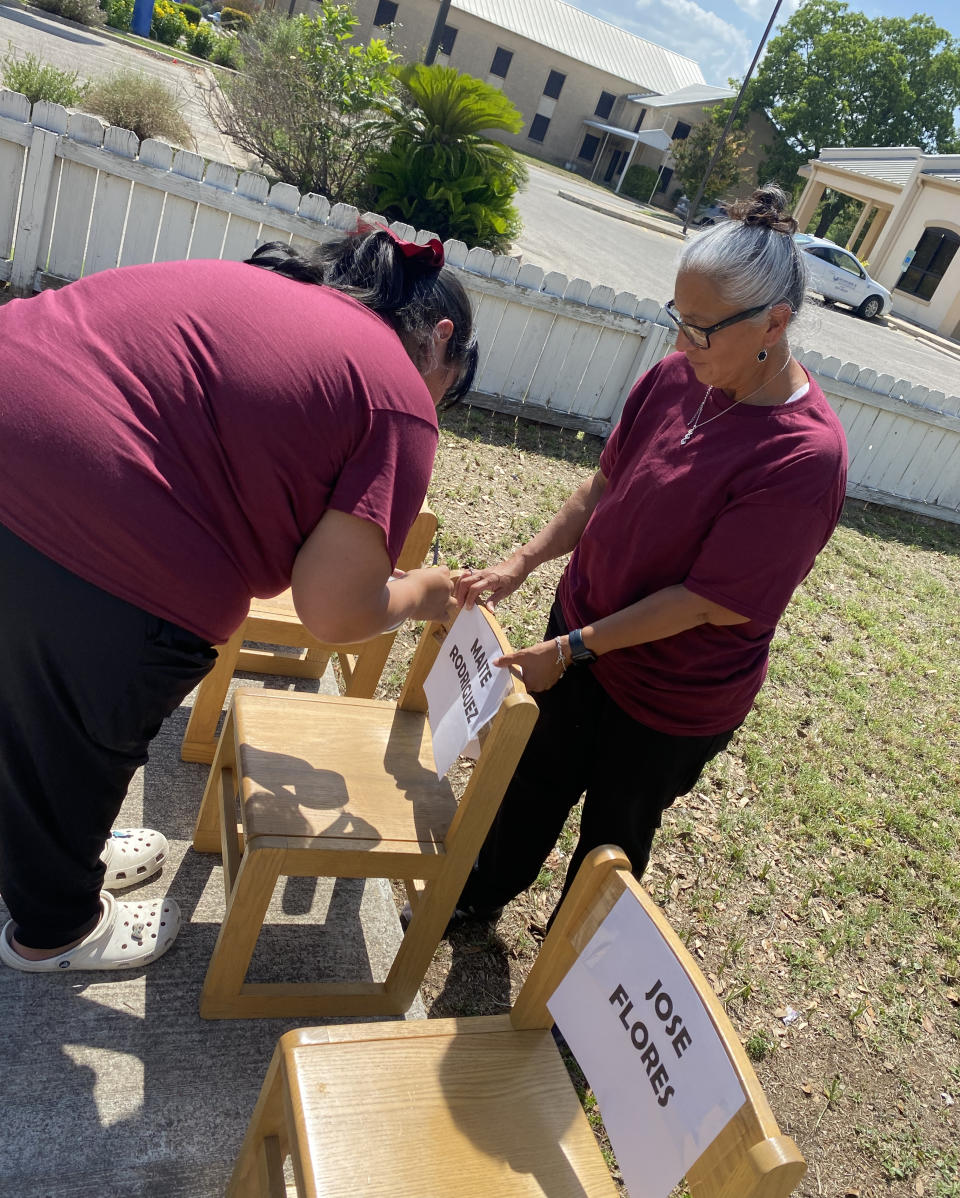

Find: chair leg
[181,625,245,763]
[193,706,238,854]
[382,879,457,1012]
[342,632,394,698]
[227,1048,288,1197]
[301,642,332,679]
[219,767,243,902]
[200,846,282,1020]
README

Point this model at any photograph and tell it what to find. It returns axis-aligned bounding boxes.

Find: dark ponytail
[246,230,478,405]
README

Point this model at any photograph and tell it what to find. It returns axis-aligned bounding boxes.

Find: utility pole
[424,0,452,65]
[682,0,784,236]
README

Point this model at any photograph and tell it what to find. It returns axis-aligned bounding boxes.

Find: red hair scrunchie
[357,219,444,269]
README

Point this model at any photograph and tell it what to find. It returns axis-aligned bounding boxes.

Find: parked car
[673,195,727,226]
[794,234,891,321]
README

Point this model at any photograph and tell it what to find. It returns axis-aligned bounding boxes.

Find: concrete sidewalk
[556,183,686,241]
[0,665,423,1197]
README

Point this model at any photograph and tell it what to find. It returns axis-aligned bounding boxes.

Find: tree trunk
[814,194,845,238]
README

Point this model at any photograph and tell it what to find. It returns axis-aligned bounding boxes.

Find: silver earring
[757,349,768,362]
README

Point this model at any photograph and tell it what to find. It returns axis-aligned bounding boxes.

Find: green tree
[742,0,960,220]
[365,63,527,253]
[210,6,396,203]
[670,113,753,207]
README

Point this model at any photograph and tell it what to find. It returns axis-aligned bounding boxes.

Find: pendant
[680,429,694,445]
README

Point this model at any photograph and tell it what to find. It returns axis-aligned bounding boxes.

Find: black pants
[0,522,217,948]
[459,602,737,919]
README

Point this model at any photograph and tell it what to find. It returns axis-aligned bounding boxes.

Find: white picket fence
[2,91,959,524]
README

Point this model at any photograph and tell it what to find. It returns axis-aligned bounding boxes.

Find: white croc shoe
[0,892,180,972]
[101,828,169,890]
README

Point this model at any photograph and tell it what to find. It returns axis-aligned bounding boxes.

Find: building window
[673,121,691,140]
[594,91,615,120]
[490,46,512,77]
[529,113,551,142]
[633,108,646,132]
[578,133,600,162]
[655,166,674,193]
[438,24,457,55]
[543,70,566,100]
[897,226,960,301]
[373,0,397,26]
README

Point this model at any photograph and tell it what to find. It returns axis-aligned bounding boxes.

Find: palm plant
[365,63,527,253]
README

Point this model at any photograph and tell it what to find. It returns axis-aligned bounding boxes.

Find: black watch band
[568,627,597,665]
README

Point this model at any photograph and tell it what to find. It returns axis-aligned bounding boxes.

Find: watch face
[568,628,596,664]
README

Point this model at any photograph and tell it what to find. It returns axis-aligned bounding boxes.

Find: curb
[885,315,960,361]
[557,190,686,241]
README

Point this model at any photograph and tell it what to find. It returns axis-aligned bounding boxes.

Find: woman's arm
[496,584,749,692]
[455,469,608,609]
[291,510,454,643]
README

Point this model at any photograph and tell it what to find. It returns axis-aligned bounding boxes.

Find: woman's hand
[453,556,529,610]
[494,638,567,693]
[401,566,456,622]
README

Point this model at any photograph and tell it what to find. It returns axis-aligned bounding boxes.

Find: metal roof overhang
[581,121,673,152]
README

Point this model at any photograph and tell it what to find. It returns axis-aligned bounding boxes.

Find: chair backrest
[512,847,806,1198]
[397,606,538,850]
[395,504,438,573]
[397,603,524,717]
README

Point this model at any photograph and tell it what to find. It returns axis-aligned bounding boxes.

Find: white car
[794,234,891,321]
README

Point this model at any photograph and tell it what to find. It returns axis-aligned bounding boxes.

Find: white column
[846,201,872,252]
[614,138,640,195]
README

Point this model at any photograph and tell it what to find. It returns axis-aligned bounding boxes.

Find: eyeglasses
[664,300,768,350]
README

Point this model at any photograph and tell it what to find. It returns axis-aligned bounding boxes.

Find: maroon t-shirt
[0,259,439,642]
[558,352,847,734]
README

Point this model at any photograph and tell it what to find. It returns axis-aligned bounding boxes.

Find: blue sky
[568,0,960,87]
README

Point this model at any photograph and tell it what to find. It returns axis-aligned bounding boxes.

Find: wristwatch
[567,627,597,665]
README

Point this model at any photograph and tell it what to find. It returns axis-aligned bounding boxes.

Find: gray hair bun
[677,182,807,321]
[727,184,798,235]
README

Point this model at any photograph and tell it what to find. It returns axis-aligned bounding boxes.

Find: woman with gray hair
[452,184,847,923]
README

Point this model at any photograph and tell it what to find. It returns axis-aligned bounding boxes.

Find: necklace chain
[680,356,793,446]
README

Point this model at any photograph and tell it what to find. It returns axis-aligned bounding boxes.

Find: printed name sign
[423,606,512,777]
[548,891,746,1198]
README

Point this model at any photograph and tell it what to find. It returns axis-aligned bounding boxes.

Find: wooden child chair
[194,606,538,1020]
[180,505,437,764]
[225,845,806,1198]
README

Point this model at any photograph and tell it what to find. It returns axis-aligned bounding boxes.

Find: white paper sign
[548,891,746,1198]
[423,606,512,777]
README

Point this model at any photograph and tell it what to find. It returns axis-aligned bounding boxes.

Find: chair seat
[234,689,457,858]
[282,1019,618,1198]
[245,590,371,654]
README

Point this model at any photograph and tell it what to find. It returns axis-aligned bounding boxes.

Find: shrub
[618,163,659,204]
[84,70,193,145]
[188,21,218,58]
[222,0,258,13]
[219,6,252,30]
[209,33,243,68]
[104,0,134,29]
[34,0,106,26]
[366,64,527,253]
[212,10,396,201]
[0,51,88,106]
[177,2,201,23]
[151,0,189,44]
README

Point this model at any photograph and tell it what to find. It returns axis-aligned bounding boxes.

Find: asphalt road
[513,165,960,400]
[0,1,245,165]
